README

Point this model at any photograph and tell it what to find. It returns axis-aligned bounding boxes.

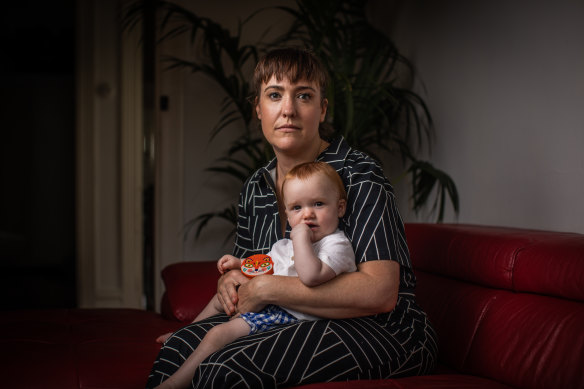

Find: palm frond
[408,160,460,221]
[123,0,460,240]
[182,205,237,245]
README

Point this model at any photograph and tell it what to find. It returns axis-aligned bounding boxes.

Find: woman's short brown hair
[253,47,328,103]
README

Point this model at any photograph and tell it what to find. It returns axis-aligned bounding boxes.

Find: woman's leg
[192,298,437,389]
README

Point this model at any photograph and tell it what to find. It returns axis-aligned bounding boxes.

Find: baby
[155,161,356,389]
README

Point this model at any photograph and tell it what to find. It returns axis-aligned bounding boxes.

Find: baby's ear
[337,199,347,218]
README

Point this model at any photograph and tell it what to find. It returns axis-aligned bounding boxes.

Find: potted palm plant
[123,0,459,240]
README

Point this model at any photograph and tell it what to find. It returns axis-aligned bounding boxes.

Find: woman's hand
[235,275,272,314]
[217,269,249,316]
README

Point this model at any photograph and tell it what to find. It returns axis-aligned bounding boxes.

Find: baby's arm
[290,224,336,287]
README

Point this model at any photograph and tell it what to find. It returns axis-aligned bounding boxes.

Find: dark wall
[0,0,76,309]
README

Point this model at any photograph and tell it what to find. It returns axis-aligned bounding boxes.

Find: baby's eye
[292,205,301,211]
[314,201,324,207]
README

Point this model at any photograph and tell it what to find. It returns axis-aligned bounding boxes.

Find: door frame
[76,0,144,308]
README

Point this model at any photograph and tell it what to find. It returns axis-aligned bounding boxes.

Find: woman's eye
[298,93,311,100]
[268,92,281,99]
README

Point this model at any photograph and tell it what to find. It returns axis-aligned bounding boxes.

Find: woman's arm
[236,259,399,319]
[218,177,256,316]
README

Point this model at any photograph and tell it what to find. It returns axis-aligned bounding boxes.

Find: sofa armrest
[160,261,220,322]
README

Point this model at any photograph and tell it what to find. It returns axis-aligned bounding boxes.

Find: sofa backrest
[160,261,220,323]
[406,223,584,389]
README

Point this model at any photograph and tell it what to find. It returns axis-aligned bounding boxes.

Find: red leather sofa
[1,223,582,388]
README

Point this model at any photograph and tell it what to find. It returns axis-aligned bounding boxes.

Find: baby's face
[284,173,346,242]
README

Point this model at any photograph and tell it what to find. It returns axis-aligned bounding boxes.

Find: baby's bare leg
[155,317,250,389]
[156,294,225,344]
[194,294,224,322]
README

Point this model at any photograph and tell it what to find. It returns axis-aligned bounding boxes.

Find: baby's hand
[217,254,241,274]
[290,223,313,242]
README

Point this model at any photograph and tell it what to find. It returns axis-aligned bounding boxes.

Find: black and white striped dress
[146,137,438,388]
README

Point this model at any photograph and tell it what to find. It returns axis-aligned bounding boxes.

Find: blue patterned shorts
[240,305,299,334]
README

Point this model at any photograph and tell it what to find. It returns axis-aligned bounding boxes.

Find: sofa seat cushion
[0,309,182,389]
[294,374,513,388]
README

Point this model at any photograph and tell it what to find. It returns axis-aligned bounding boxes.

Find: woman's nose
[281,96,296,117]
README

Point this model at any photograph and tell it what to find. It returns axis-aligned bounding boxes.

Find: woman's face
[256,76,328,157]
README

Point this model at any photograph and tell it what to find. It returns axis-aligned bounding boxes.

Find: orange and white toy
[240,254,274,278]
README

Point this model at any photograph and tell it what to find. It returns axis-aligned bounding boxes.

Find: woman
[146,48,437,388]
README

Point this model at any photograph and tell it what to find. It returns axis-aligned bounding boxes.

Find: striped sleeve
[233,177,255,258]
[340,154,410,270]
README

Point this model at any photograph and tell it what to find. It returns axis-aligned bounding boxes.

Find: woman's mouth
[276,124,300,131]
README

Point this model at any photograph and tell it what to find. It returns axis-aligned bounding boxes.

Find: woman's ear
[320,98,328,122]
[337,198,347,218]
[255,97,262,119]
